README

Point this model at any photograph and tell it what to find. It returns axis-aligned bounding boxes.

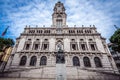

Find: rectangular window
[72,44,76,50]
[81,44,86,50]
[56,20,62,28]
[90,44,96,51]
[71,44,78,50]
[43,44,48,50]
[26,44,30,50]
[79,43,87,51]
[34,44,39,50]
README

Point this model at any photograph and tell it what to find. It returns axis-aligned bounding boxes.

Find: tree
[0,37,14,52]
[109,29,120,52]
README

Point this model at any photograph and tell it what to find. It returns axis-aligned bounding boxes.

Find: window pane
[35,44,39,50]
[83,57,91,67]
[94,57,102,67]
[19,56,27,66]
[30,56,37,66]
[26,44,30,50]
[81,44,86,50]
[72,44,76,50]
[73,56,80,66]
[40,56,47,65]
[91,44,95,50]
[44,44,47,50]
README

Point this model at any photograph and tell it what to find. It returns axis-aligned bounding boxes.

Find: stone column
[26,55,30,67]
[80,56,84,68]
[30,40,34,50]
[40,39,43,50]
[77,39,80,51]
[47,54,52,66]
[36,55,40,67]
[90,57,95,68]
[48,53,55,66]
[66,54,71,66]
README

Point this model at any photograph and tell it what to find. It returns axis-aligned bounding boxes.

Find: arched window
[94,57,102,67]
[19,56,27,66]
[56,41,63,51]
[83,57,91,67]
[73,56,80,66]
[30,56,37,66]
[40,56,47,66]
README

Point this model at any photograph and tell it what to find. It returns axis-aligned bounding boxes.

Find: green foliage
[0,37,14,52]
[110,29,120,52]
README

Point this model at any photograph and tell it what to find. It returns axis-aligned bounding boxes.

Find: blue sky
[0,0,120,43]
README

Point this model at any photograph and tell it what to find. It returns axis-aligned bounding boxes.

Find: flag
[114,25,119,30]
[1,26,9,36]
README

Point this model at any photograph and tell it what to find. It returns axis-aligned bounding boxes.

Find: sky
[0,0,120,43]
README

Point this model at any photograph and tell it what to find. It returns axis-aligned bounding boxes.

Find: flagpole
[1,26,9,37]
[114,25,120,30]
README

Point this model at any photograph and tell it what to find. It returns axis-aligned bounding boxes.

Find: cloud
[0,0,120,43]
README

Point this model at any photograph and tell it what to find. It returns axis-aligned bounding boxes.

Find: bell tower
[52,1,67,28]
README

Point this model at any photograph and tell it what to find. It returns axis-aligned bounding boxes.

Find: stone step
[1,66,120,80]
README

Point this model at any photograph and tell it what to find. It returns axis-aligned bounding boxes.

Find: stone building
[108,43,120,73]
[3,1,120,80]
[0,47,12,72]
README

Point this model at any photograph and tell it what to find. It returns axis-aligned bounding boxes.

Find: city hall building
[4,1,120,80]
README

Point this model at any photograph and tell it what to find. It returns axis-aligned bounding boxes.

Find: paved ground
[0,78,35,80]
[0,78,55,80]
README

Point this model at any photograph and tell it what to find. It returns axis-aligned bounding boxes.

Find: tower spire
[52,1,67,28]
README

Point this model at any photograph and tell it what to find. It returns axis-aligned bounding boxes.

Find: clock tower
[52,1,67,28]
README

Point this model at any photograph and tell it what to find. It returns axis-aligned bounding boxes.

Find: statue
[56,44,65,63]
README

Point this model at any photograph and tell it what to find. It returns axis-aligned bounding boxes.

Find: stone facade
[108,43,120,73]
[4,1,119,80]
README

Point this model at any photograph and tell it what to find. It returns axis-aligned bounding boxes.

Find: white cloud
[3,0,120,43]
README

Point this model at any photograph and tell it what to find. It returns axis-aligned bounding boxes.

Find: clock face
[57,6,62,12]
